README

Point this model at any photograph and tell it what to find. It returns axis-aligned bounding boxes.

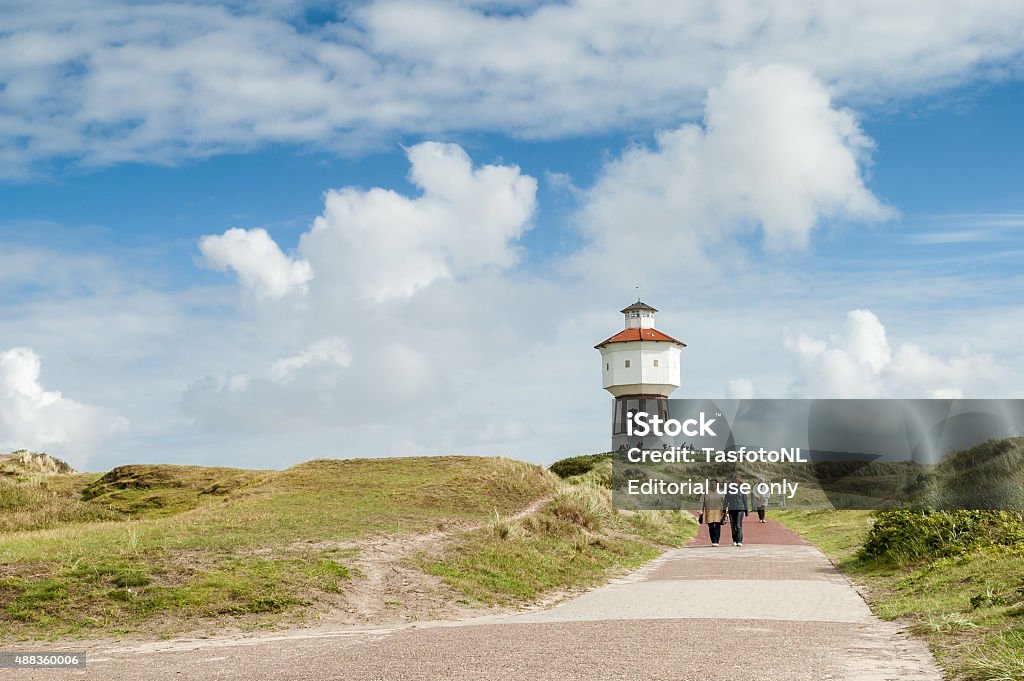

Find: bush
[859,510,1024,565]
[565,460,612,489]
[549,454,611,479]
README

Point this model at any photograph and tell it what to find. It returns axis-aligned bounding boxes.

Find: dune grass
[80,464,270,517]
[0,474,118,533]
[776,510,1024,681]
[417,458,696,604]
[0,456,555,640]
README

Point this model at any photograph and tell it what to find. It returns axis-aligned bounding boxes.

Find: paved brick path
[688,513,808,546]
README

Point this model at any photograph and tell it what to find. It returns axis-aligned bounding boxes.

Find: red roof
[595,328,686,348]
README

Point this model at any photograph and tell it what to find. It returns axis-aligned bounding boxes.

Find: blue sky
[3,81,1022,271]
[2,1,1023,471]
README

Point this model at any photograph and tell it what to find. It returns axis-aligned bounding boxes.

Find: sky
[1,0,1023,471]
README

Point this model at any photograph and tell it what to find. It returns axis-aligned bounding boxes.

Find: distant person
[723,475,749,546]
[753,478,770,523]
[699,479,726,547]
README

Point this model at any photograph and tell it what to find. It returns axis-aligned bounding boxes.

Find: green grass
[776,510,1024,681]
[774,509,875,563]
[81,464,270,517]
[549,453,611,479]
[417,458,696,604]
[421,528,657,603]
[0,456,555,640]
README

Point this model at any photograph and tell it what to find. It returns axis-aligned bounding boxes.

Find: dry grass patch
[0,456,555,641]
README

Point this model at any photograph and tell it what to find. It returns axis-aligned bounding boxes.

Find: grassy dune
[0,456,554,640]
[419,457,696,603]
[777,510,1024,681]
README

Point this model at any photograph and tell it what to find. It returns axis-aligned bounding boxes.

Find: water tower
[595,300,685,450]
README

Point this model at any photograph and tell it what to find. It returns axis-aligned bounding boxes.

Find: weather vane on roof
[635,284,641,301]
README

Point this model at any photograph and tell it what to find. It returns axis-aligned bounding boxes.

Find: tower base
[611,394,676,452]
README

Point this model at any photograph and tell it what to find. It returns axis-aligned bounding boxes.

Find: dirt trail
[311,495,555,627]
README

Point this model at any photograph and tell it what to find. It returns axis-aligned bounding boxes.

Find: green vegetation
[0,451,115,533]
[859,510,1024,565]
[549,453,611,479]
[776,509,1024,681]
[418,456,696,604]
[81,464,269,517]
[0,456,555,640]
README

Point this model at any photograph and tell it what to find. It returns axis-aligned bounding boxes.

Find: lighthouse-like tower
[595,301,685,450]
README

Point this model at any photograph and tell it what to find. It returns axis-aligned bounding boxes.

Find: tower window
[653,359,659,367]
[605,363,609,371]
[625,360,631,368]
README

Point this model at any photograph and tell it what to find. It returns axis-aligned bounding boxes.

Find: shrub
[549,454,611,480]
[859,510,1024,565]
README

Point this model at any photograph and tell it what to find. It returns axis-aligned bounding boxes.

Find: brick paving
[688,513,808,546]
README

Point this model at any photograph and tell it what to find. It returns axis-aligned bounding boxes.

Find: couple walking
[698,476,769,547]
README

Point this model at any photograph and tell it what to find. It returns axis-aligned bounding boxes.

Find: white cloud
[298,141,537,302]
[575,64,893,277]
[269,337,351,381]
[726,378,755,400]
[3,1,1024,173]
[181,336,435,432]
[3,25,1022,470]
[172,69,1017,462]
[183,141,538,440]
[0,346,128,467]
[903,211,1024,244]
[784,309,1011,398]
[199,227,313,300]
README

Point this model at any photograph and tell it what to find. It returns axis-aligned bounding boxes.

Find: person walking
[723,475,749,546]
[753,478,770,523]
[698,479,726,547]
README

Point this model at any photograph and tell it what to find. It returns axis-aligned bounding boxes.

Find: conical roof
[620,300,658,314]
[594,327,685,349]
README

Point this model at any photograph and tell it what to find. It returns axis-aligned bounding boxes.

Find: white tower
[595,301,685,450]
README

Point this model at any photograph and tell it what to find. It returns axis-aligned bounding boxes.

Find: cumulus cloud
[3,1,1024,173]
[298,141,537,302]
[784,309,1011,398]
[575,64,893,276]
[181,337,435,432]
[199,227,313,300]
[0,347,128,466]
[178,76,930,457]
[183,141,541,441]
